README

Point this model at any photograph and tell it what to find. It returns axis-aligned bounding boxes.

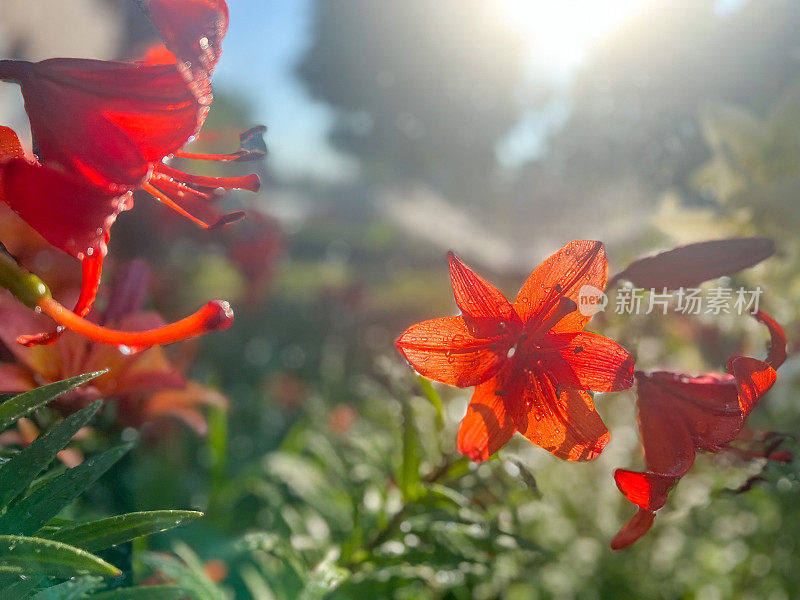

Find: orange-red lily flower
[611,311,786,549]
[0,0,262,346]
[396,241,635,462]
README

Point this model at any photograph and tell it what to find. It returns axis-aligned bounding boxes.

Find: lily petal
[513,240,607,334]
[3,59,203,190]
[614,469,676,512]
[447,251,517,338]
[396,317,508,387]
[515,370,609,461]
[137,0,229,93]
[753,311,786,369]
[540,331,635,392]
[610,508,656,550]
[456,371,519,462]
[636,370,742,477]
[729,356,776,417]
[0,158,131,258]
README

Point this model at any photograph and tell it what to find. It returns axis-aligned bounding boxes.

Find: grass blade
[0,444,133,536]
[0,401,103,511]
[0,373,105,431]
[0,535,120,579]
[46,511,203,552]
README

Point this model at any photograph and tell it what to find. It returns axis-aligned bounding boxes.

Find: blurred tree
[297,0,528,203]
[506,0,800,246]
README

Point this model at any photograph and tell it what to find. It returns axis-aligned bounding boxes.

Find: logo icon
[577,285,608,316]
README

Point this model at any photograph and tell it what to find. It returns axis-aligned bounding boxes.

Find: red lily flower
[396,241,635,462]
[611,311,786,550]
[0,0,263,346]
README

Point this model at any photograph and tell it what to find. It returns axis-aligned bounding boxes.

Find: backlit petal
[513,240,607,334]
[396,317,507,387]
[447,251,517,338]
[456,371,519,462]
[514,370,609,461]
[137,0,229,92]
[729,356,776,417]
[0,159,130,257]
[614,470,676,512]
[10,59,203,189]
[540,331,635,392]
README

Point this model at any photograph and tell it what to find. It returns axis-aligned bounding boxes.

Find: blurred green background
[1,0,800,598]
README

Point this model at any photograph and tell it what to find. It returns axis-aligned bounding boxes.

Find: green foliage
[0,374,202,598]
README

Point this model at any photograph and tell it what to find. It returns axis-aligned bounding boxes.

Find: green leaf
[31,576,103,599]
[46,510,203,552]
[0,401,103,511]
[416,376,443,429]
[0,444,133,536]
[0,535,120,579]
[0,373,105,432]
[398,398,421,502]
[86,586,190,600]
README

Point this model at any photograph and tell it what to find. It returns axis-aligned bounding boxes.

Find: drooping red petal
[3,59,204,190]
[753,311,786,369]
[728,356,777,417]
[396,316,509,387]
[514,369,610,461]
[614,470,677,512]
[447,251,518,338]
[0,158,131,258]
[610,508,656,550]
[539,331,635,392]
[513,240,607,334]
[136,0,229,93]
[456,370,519,462]
[635,370,742,477]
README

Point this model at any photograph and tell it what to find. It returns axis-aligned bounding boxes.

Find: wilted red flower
[0,260,226,434]
[396,241,635,462]
[0,0,263,346]
[611,311,787,550]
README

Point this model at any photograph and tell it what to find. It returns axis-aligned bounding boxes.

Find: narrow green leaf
[87,586,189,600]
[0,444,133,536]
[32,576,103,599]
[0,373,106,431]
[416,376,444,429]
[0,402,103,511]
[398,399,421,501]
[0,535,120,579]
[46,510,203,552]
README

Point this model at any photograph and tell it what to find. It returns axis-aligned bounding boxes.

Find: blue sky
[213,0,355,182]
